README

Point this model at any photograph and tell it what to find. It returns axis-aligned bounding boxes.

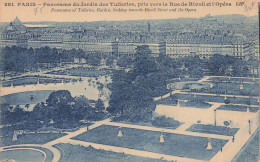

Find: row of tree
[1,45,256,77]
[0,46,135,77]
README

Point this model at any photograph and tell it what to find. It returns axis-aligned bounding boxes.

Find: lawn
[47,67,112,77]
[0,131,66,147]
[194,82,259,96]
[72,125,228,161]
[168,93,259,106]
[232,129,259,162]
[157,97,212,109]
[217,105,259,113]
[114,120,182,130]
[54,143,166,162]
[2,76,64,87]
[187,124,239,136]
[0,90,54,105]
[209,77,259,83]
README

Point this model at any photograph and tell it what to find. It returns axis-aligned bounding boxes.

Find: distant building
[147,21,151,33]
[0,17,256,59]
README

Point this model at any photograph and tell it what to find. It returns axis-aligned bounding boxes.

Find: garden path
[210,126,258,162]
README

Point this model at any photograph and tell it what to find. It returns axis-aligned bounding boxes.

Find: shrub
[224,99,231,104]
[152,116,180,128]
[224,121,230,127]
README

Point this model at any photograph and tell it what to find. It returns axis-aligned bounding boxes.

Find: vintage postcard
[0,0,259,161]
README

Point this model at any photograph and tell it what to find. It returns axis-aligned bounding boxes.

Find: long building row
[0,17,257,59]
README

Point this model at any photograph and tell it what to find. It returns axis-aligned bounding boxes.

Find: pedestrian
[232,135,235,143]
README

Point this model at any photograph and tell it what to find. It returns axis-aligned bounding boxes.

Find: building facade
[0,17,257,59]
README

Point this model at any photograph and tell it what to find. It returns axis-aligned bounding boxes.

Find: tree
[87,53,101,66]
[108,45,163,122]
[96,99,105,112]
[105,55,115,66]
[72,95,90,120]
[117,55,133,67]
[46,90,73,107]
[107,70,131,117]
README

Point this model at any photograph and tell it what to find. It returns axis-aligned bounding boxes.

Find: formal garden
[113,116,182,130]
[0,126,66,147]
[164,93,259,106]
[193,82,259,96]
[208,77,259,83]
[187,124,239,136]
[216,105,259,113]
[73,125,228,161]
[46,67,113,77]
[1,76,81,87]
[157,97,212,109]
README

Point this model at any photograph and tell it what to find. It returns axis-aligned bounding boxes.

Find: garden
[216,105,259,113]
[208,77,259,83]
[187,124,239,136]
[163,93,259,106]
[47,67,113,77]
[54,143,165,162]
[193,82,259,96]
[0,129,66,147]
[1,76,81,87]
[72,125,228,161]
[157,97,212,109]
[114,116,182,130]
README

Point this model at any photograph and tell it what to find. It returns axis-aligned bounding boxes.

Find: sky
[0,0,259,22]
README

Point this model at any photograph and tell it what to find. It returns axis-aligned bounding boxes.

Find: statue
[177,99,181,107]
[206,140,212,150]
[160,133,164,143]
[239,84,243,90]
[118,129,123,137]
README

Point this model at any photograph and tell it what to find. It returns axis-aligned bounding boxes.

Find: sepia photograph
[0,0,259,161]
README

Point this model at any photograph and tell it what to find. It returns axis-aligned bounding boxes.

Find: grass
[1,76,79,87]
[48,67,112,77]
[194,82,259,96]
[0,132,66,147]
[72,125,228,161]
[168,93,259,106]
[187,124,239,136]
[209,77,259,83]
[113,120,182,130]
[217,105,259,113]
[157,97,212,109]
[0,90,54,105]
[54,143,166,162]
[232,129,259,162]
